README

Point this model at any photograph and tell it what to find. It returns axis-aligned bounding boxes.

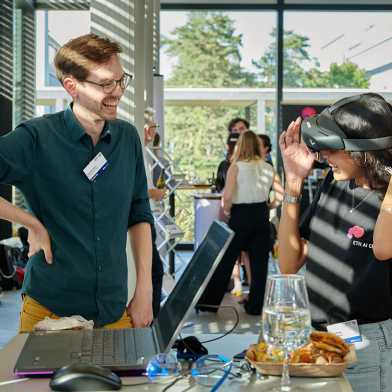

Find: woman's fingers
[279,131,287,150]
[292,117,302,143]
[285,119,301,145]
[286,117,301,140]
[281,118,302,152]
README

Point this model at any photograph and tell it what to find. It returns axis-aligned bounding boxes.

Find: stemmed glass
[262,275,311,391]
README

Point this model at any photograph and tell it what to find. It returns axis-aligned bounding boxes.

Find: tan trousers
[19,295,133,333]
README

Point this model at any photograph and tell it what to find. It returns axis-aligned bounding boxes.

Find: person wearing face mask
[0,34,154,331]
[278,93,392,392]
[227,117,249,135]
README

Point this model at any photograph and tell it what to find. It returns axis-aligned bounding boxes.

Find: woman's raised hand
[279,117,315,182]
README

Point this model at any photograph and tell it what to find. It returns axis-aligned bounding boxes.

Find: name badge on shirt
[327,319,362,348]
[83,152,109,181]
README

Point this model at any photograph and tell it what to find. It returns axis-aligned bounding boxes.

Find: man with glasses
[0,34,154,331]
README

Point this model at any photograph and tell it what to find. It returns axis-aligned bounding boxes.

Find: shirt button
[96,237,101,241]
[98,265,102,272]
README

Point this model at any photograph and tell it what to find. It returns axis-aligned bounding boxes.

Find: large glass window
[160,10,276,241]
[36,10,90,115]
[283,12,392,90]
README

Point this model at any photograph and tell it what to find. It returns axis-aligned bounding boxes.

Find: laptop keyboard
[79,329,137,365]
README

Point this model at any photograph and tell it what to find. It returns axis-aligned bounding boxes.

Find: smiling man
[0,34,154,331]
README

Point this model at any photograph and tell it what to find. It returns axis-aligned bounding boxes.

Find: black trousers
[151,227,164,318]
[197,202,270,315]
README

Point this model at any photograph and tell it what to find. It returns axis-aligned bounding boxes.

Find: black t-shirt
[215,159,230,193]
[300,170,392,325]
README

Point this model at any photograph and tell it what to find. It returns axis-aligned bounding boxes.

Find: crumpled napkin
[33,315,94,331]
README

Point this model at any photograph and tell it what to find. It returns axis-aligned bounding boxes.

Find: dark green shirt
[0,106,153,326]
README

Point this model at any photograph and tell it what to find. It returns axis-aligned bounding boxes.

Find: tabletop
[0,333,353,392]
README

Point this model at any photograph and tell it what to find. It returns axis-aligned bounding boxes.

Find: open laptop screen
[155,221,233,352]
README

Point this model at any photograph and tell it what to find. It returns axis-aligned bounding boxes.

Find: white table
[0,333,352,391]
[193,193,222,248]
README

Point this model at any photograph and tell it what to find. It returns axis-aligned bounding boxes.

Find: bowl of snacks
[246,331,357,377]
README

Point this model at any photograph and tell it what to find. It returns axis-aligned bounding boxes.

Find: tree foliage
[162,12,258,181]
[253,29,319,87]
[162,12,256,87]
[161,12,370,240]
[252,28,370,88]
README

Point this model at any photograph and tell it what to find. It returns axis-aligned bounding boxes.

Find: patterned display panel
[91,0,135,123]
[0,0,13,101]
[35,0,90,10]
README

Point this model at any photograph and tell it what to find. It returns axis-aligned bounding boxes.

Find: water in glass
[262,275,311,391]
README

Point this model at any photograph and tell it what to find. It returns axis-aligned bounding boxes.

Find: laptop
[14,220,234,376]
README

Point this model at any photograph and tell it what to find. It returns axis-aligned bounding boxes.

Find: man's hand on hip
[27,221,53,264]
[127,287,153,327]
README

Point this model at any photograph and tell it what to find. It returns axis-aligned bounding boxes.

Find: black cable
[174,305,239,362]
[161,375,183,392]
[122,381,151,387]
[196,305,240,344]
[122,376,189,391]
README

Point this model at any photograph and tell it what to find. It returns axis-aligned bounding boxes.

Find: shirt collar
[64,104,112,144]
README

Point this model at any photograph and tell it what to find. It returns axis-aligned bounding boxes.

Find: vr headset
[301,95,392,152]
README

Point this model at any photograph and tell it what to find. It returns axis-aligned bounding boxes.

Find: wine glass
[262,275,311,391]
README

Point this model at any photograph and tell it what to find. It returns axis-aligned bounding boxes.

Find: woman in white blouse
[197,130,281,315]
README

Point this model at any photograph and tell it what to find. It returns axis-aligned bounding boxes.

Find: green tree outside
[252,28,369,88]
[162,12,369,241]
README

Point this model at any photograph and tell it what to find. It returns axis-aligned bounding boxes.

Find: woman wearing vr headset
[278,93,392,392]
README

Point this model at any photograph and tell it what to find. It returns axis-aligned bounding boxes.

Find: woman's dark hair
[227,117,250,133]
[153,132,160,147]
[333,93,392,193]
[225,133,239,160]
[258,134,272,153]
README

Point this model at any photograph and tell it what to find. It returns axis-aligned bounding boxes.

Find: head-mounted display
[301,95,392,152]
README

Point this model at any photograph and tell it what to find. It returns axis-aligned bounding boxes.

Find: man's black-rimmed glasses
[84,72,133,94]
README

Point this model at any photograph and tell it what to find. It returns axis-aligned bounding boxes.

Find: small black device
[49,363,122,391]
[232,349,247,362]
[173,336,208,360]
[301,94,392,152]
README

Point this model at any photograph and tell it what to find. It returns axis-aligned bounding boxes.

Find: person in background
[216,117,249,192]
[0,34,154,331]
[258,134,273,166]
[258,133,285,209]
[151,133,172,188]
[215,133,239,193]
[218,117,250,296]
[227,117,250,135]
[216,132,243,297]
[278,93,392,392]
[230,133,283,298]
[198,131,281,315]
[143,108,165,317]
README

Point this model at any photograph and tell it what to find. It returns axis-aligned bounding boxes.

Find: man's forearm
[0,196,40,229]
[129,222,153,289]
[278,179,305,274]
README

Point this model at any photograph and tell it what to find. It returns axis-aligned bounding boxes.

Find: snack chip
[246,331,351,365]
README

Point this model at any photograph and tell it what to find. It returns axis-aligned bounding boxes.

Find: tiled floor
[0,252,279,349]
[0,288,22,349]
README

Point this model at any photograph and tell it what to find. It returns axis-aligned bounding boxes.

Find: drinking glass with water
[262,275,311,391]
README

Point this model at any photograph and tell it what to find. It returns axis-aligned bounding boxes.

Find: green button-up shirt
[0,106,153,326]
